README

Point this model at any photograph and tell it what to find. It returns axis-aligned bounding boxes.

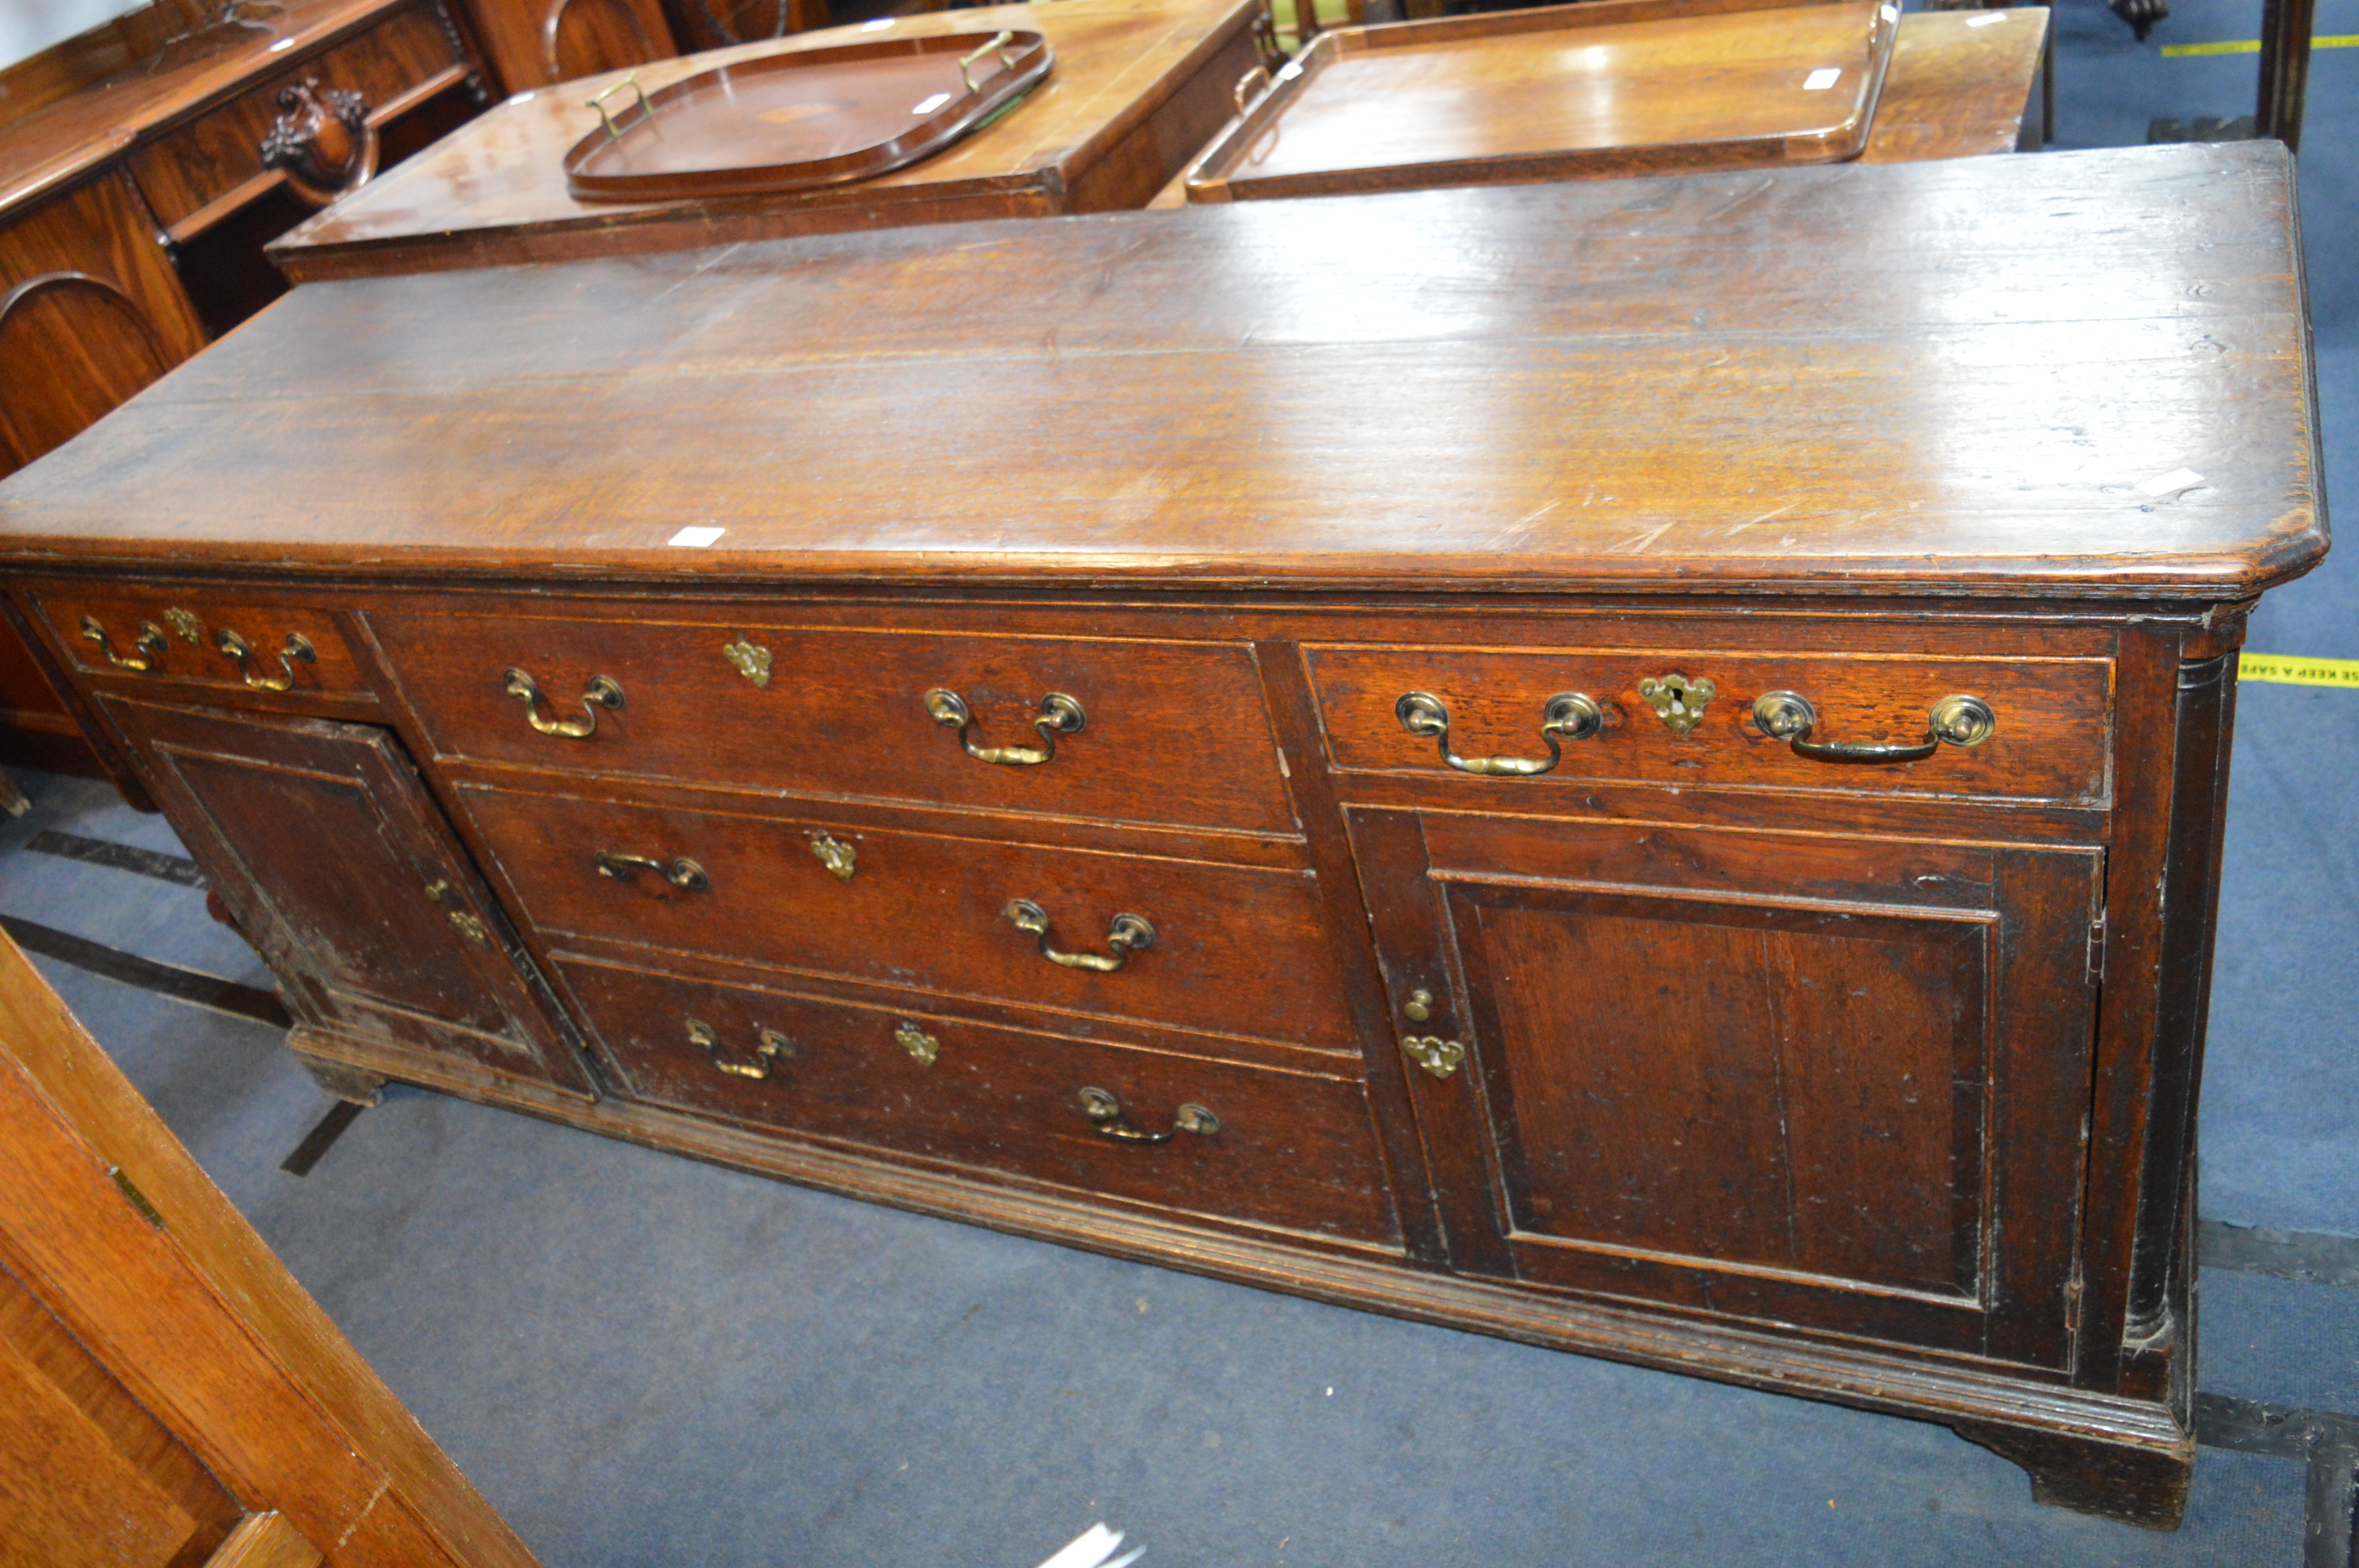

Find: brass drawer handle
[593,851,708,891]
[1004,899,1154,973]
[1395,690,1604,776]
[1751,691,1997,765]
[1401,1036,1465,1080]
[1078,1086,1219,1144]
[504,668,623,738]
[925,688,1085,766]
[215,628,316,691]
[82,615,166,672]
[686,1017,794,1080]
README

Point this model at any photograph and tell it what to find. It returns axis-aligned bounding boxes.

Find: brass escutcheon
[722,638,771,688]
[1637,673,1716,736]
[164,608,204,644]
[894,1021,940,1065]
[81,615,166,673]
[811,834,856,882]
[423,880,492,946]
[1401,1036,1466,1080]
[1077,1085,1219,1144]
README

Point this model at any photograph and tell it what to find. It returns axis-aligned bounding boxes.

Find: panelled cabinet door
[1350,809,2099,1369]
[97,697,594,1099]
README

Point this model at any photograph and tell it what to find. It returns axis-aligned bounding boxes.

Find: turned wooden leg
[292,1051,386,1108]
[1954,1421,2193,1530]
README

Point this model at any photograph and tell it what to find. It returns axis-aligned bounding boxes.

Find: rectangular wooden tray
[564,29,1052,202]
[1183,0,1899,201]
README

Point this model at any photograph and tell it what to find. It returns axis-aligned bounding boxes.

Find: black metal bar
[280,1099,365,1176]
[24,829,208,887]
[0,915,288,1027]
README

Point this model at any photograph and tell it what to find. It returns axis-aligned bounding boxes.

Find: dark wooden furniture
[1185,0,1902,201]
[0,0,498,780]
[2256,0,2314,151]
[0,931,541,1566]
[0,140,2324,1530]
[264,0,1270,281]
[458,0,682,92]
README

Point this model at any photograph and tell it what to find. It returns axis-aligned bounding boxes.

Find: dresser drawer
[1308,644,2112,805]
[559,956,1403,1247]
[460,785,1354,1058]
[127,4,467,232]
[372,613,1299,834]
[31,587,369,700]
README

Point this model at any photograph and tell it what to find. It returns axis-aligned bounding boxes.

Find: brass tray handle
[958,30,1020,93]
[215,628,315,691]
[1234,64,1272,116]
[686,1017,794,1080]
[586,73,652,142]
[1751,691,1997,765]
[1004,899,1154,973]
[505,668,624,739]
[1395,691,1604,777]
[594,851,708,891]
[925,688,1084,766]
[1078,1086,1219,1145]
[82,615,166,672]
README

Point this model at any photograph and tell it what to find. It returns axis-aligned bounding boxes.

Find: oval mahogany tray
[564,30,1052,203]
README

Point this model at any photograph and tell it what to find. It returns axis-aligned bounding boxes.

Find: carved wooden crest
[260,80,376,205]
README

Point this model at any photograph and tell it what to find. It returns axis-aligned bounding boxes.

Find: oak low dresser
[0,140,2324,1528]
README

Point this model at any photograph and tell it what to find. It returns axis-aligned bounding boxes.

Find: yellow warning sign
[2239,652,2359,689]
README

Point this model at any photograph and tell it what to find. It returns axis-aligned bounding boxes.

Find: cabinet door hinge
[2087,909,2107,985]
[2064,1262,2084,1339]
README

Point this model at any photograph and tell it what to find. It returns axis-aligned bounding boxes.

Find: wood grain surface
[4,142,2323,602]
[1187,0,1898,198]
[1857,5,2047,162]
[1142,5,2052,209]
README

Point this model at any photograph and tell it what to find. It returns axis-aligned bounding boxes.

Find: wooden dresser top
[0,140,2324,601]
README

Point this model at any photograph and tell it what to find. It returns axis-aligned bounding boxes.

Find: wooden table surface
[267,0,1262,281]
[1148,5,2048,207]
[5,141,2321,604]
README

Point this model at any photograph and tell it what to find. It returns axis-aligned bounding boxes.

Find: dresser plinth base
[1954,1420,2193,1530]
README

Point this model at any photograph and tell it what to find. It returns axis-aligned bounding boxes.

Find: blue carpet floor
[3,5,2354,1560]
